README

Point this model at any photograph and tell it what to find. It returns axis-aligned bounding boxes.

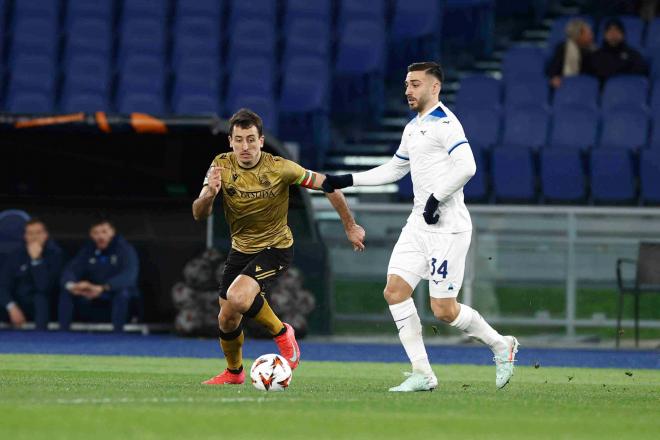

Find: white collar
[416,102,442,122]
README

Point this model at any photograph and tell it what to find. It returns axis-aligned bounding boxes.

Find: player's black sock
[228,366,243,374]
[274,326,287,337]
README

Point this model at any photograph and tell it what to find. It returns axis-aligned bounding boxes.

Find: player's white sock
[450,304,508,354]
[389,298,434,377]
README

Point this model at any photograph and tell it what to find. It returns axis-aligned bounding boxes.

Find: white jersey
[396,102,472,233]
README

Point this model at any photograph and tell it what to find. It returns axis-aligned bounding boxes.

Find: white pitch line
[53,396,359,405]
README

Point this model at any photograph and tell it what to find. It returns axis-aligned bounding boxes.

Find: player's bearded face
[405,71,438,112]
[229,125,264,168]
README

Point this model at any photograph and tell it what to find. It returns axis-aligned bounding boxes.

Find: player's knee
[383,285,406,305]
[218,312,240,333]
[431,302,459,323]
[226,287,252,312]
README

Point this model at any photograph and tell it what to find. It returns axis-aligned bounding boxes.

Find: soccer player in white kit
[323,62,519,391]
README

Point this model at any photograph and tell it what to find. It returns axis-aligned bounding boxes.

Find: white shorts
[387,225,471,299]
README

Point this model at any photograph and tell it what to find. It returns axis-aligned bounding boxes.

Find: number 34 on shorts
[430,258,448,279]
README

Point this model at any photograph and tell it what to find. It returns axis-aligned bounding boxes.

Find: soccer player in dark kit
[193,108,365,385]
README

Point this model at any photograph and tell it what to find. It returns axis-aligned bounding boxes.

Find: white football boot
[388,372,438,392]
[494,336,519,389]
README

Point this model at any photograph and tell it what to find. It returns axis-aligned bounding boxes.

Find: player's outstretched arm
[295,170,365,251]
[192,166,222,221]
[322,156,410,193]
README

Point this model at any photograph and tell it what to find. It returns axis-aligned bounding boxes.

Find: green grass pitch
[1,354,658,439]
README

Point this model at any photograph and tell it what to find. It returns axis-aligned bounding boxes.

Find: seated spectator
[0,219,63,331]
[589,18,648,82]
[58,219,139,332]
[546,18,595,88]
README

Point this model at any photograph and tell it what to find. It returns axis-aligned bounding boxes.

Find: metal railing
[314,202,660,336]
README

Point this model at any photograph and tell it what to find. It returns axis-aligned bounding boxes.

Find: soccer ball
[250,354,292,391]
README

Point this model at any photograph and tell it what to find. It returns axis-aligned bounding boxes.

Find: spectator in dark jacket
[0,219,63,330]
[546,18,596,88]
[589,18,648,82]
[58,219,139,332]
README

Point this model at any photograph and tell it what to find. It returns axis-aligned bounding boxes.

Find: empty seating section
[455,13,660,204]
[0,3,658,204]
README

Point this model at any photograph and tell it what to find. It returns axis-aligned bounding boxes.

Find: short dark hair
[90,218,114,229]
[604,18,625,35]
[25,218,46,230]
[229,108,263,137]
[408,61,444,83]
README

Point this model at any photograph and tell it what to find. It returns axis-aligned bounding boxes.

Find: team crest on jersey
[420,130,426,135]
[226,186,237,196]
[259,175,271,187]
[232,172,238,181]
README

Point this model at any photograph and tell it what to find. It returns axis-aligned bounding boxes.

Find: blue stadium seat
[501,105,550,150]
[118,55,166,94]
[334,20,386,119]
[390,0,440,69]
[229,0,276,23]
[552,75,599,111]
[502,45,546,85]
[652,52,660,80]
[172,38,221,69]
[505,77,549,109]
[7,91,55,113]
[9,55,57,94]
[651,81,660,113]
[549,107,598,150]
[0,210,30,261]
[590,149,636,203]
[117,92,166,115]
[456,106,501,149]
[491,147,536,202]
[174,16,220,41]
[280,56,331,167]
[640,149,660,204]
[11,17,58,58]
[284,0,331,24]
[463,144,488,201]
[14,0,60,20]
[601,75,649,111]
[227,19,276,65]
[67,0,114,22]
[174,94,221,115]
[599,106,649,150]
[227,94,278,135]
[280,56,329,113]
[392,0,439,40]
[650,111,660,149]
[229,57,275,96]
[176,0,222,17]
[61,92,110,113]
[174,57,220,81]
[64,55,112,95]
[338,0,385,28]
[540,149,586,202]
[598,16,644,51]
[122,0,169,18]
[172,16,222,65]
[546,16,594,57]
[455,75,502,110]
[119,18,167,58]
[646,18,660,51]
[67,18,113,56]
[283,18,331,61]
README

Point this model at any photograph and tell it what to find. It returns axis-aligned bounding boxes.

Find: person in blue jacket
[58,219,140,332]
[0,218,63,331]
